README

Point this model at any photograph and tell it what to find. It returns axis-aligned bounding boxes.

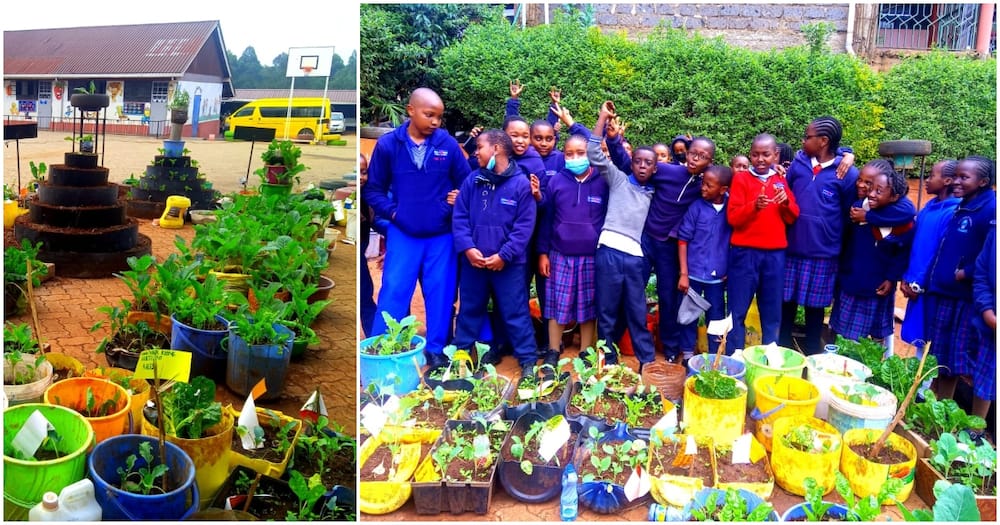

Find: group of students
[360,85,996,416]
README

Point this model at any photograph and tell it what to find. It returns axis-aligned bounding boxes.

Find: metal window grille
[877,3,981,51]
[151,82,169,103]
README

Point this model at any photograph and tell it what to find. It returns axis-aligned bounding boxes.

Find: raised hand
[510,79,524,99]
[552,105,575,127]
[549,87,561,106]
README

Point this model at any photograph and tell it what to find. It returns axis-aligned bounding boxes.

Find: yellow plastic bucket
[647,434,716,507]
[358,435,424,515]
[840,428,916,504]
[742,345,806,409]
[751,375,820,452]
[715,434,774,499]
[44,377,130,444]
[141,404,234,507]
[682,376,748,446]
[4,200,28,228]
[226,405,302,478]
[771,415,841,496]
[44,353,85,381]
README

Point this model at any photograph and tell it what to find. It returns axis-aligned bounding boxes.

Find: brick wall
[583,3,850,53]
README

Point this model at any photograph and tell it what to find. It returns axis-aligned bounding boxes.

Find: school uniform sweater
[587,136,654,247]
[677,197,732,282]
[902,196,960,287]
[973,224,996,321]
[363,122,470,237]
[927,189,997,300]
[838,197,916,297]
[452,161,537,265]
[785,150,859,259]
[537,167,609,256]
[727,169,799,249]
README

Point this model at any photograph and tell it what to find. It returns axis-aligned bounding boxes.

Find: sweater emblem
[587,196,603,204]
[500,198,517,206]
[821,188,835,199]
[773,182,785,190]
[958,216,972,233]
[432,149,449,157]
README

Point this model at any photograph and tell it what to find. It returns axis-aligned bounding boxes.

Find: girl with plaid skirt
[538,134,610,367]
[831,160,915,343]
[925,156,997,401]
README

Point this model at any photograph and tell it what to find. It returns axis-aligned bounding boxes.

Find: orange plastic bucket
[44,377,130,443]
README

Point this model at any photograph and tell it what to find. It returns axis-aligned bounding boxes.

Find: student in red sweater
[726,133,800,353]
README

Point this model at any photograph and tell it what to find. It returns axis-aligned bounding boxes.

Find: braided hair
[866,159,907,197]
[810,116,842,156]
[962,155,995,187]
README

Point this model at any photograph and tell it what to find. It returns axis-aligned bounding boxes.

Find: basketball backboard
[285,46,335,77]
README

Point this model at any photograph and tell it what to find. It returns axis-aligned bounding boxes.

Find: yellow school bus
[226,97,338,142]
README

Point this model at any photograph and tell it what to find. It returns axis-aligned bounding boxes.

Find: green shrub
[881,51,997,164]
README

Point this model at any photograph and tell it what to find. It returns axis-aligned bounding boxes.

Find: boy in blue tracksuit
[363,88,470,369]
[452,129,539,379]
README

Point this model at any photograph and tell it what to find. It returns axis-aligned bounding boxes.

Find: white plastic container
[805,353,872,419]
[825,382,897,436]
[28,479,102,521]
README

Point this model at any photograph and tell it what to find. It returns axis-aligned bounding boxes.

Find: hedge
[436,17,995,165]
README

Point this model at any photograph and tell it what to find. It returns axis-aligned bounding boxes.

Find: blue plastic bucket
[359,335,426,395]
[687,354,746,382]
[685,488,779,521]
[171,314,228,383]
[225,323,294,401]
[88,434,198,520]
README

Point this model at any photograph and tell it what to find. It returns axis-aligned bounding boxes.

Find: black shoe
[665,354,681,364]
[520,363,536,381]
[480,349,503,366]
[604,350,618,366]
[425,351,448,371]
[539,350,560,380]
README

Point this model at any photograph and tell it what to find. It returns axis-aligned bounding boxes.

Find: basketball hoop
[302,66,314,76]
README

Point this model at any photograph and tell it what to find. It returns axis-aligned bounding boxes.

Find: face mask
[674,152,687,164]
[565,157,590,175]
[486,153,496,171]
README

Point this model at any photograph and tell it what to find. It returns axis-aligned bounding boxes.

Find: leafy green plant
[28,161,46,187]
[73,386,121,417]
[622,384,662,428]
[226,283,293,347]
[235,424,265,448]
[781,423,839,454]
[896,479,982,521]
[801,477,835,521]
[693,369,740,400]
[509,419,546,475]
[3,184,16,200]
[3,322,46,386]
[904,390,987,441]
[5,239,48,288]
[291,415,356,477]
[117,441,168,495]
[158,375,224,439]
[834,471,903,522]
[285,470,326,520]
[463,365,508,413]
[169,88,190,110]
[255,140,309,185]
[800,22,836,55]
[366,312,420,356]
[688,488,775,522]
[580,425,648,483]
[930,431,996,495]
[74,81,97,94]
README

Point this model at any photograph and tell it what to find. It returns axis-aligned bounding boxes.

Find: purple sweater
[452,161,536,265]
[537,167,609,256]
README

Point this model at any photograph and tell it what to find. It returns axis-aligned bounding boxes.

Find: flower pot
[422,365,477,392]
[713,434,775,499]
[126,310,173,338]
[69,93,110,111]
[162,139,184,157]
[648,434,716,507]
[915,456,996,520]
[826,382,897,436]
[686,354,746,382]
[574,421,648,514]
[780,501,851,521]
[307,275,335,304]
[641,360,686,403]
[44,377,131,443]
[805,353,872,419]
[291,337,309,358]
[140,407,234,508]
[87,434,198,520]
[505,371,572,422]
[741,345,806,409]
[225,323,295,401]
[227,405,302,478]
[259,182,293,198]
[497,413,581,504]
[46,352,85,382]
[749,375,820,451]
[3,404,95,520]
[3,356,54,406]
[83,366,149,435]
[682,375,748,446]
[358,433,427,515]
[840,428,917,504]
[771,416,841,496]
[359,334,427,395]
[170,314,229,384]
[683,487,779,521]
[170,108,188,125]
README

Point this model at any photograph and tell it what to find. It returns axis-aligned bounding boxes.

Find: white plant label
[651,407,678,439]
[763,342,785,368]
[624,464,651,501]
[685,435,698,455]
[731,433,753,465]
[360,402,388,438]
[12,410,52,459]
[707,315,732,337]
[538,416,570,463]
[238,395,263,450]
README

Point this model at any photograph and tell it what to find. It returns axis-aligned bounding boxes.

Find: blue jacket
[973,222,996,334]
[537,167,609,256]
[466,144,546,181]
[363,122,470,237]
[677,197,732,282]
[785,150,859,259]
[902,196,960,286]
[928,189,997,300]
[452,161,536,265]
[839,197,916,297]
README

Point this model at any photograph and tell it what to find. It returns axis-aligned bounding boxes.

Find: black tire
[360,126,393,139]
[878,140,932,157]
[296,128,315,141]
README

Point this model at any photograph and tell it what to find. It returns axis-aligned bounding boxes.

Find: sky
[2,1,359,66]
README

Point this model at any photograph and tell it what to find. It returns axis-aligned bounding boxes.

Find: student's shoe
[665,354,681,365]
[425,351,449,371]
[480,347,505,366]
[604,351,618,366]
[520,363,536,381]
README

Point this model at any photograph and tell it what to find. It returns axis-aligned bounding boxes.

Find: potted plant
[69,81,110,111]
[64,134,95,154]
[683,487,778,521]
[574,422,650,514]
[780,476,850,521]
[284,415,356,495]
[3,322,53,405]
[507,359,572,422]
[897,390,987,459]
[682,367,748,446]
[914,431,997,520]
[114,254,172,334]
[224,284,296,400]
[358,426,438,515]
[282,276,333,358]
[647,431,715,508]
[359,312,427,395]
[228,405,302,478]
[423,343,489,392]
[712,437,774,499]
[770,416,842,497]
[497,413,579,503]
[455,365,512,420]
[90,304,171,370]
[411,418,511,515]
[169,88,190,124]
[210,466,297,520]
[4,239,48,317]
[898,479,983,521]
[255,140,309,195]
[43,376,131,443]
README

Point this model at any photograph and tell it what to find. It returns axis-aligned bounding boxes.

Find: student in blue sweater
[363,88,470,369]
[925,156,997,401]
[505,81,565,176]
[677,165,733,355]
[971,221,996,419]
[452,129,539,380]
[830,160,915,343]
[899,160,960,346]
[588,101,658,370]
[537,134,610,370]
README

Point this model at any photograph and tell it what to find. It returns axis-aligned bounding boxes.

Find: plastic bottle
[824,344,839,355]
[28,479,102,521]
[560,462,578,521]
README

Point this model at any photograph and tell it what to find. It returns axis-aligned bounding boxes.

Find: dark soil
[650,440,714,487]
[409,400,454,428]
[849,442,910,465]
[509,377,567,406]
[577,439,643,486]
[714,449,772,483]
[106,330,170,354]
[462,377,509,414]
[289,441,355,489]
[499,425,577,467]
[231,421,294,464]
[567,395,626,425]
[435,425,506,482]
[31,448,63,461]
[359,443,396,482]
[225,477,299,520]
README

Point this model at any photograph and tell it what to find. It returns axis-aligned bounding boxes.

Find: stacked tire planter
[127,155,218,219]
[14,150,152,277]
